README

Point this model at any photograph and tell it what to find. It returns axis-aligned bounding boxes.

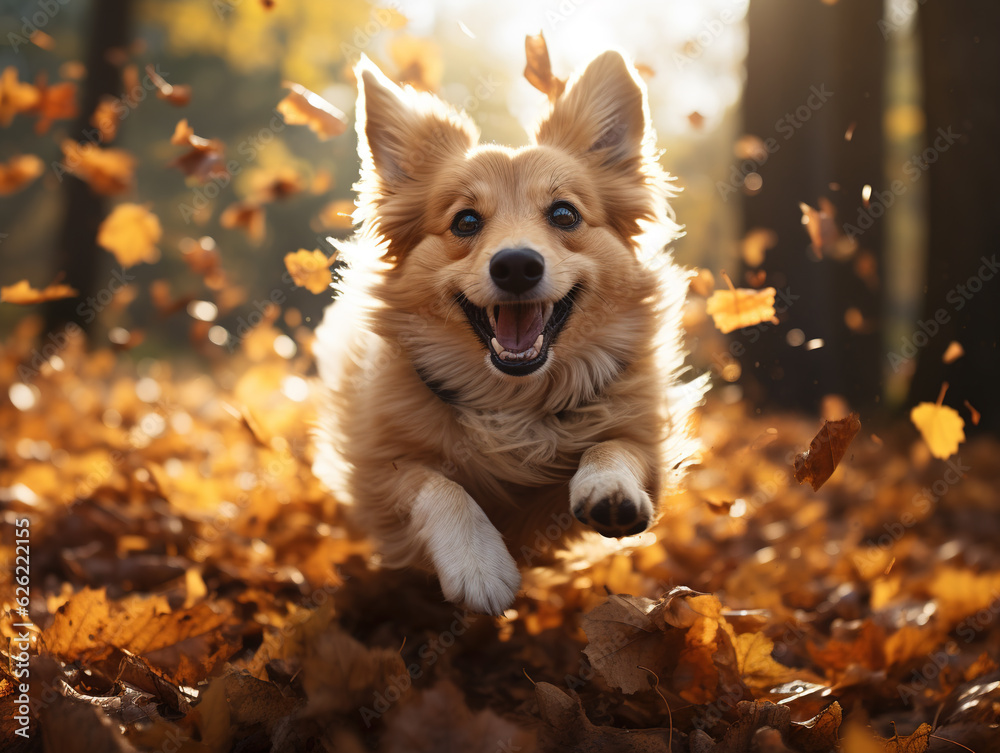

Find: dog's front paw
[570,469,652,538]
[437,540,520,616]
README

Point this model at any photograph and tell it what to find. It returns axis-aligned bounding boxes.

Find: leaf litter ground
[2,319,999,753]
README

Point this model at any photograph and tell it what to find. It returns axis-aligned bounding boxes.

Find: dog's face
[353,52,675,393]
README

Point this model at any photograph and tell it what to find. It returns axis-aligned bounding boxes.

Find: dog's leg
[409,471,520,615]
[570,440,654,538]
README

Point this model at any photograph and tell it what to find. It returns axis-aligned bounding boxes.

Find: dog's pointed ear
[354,56,478,258]
[535,51,648,167]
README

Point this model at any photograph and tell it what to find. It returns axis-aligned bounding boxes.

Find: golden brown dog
[312,51,704,614]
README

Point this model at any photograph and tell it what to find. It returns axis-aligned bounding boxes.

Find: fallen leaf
[788,702,843,753]
[911,384,964,459]
[706,275,778,334]
[733,632,801,689]
[0,154,44,195]
[1,279,78,304]
[61,140,135,195]
[284,249,336,294]
[97,203,163,268]
[524,32,565,102]
[276,82,347,140]
[793,412,861,491]
[874,722,932,752]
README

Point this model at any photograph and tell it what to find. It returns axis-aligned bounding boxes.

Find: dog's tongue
[495,302,543,352]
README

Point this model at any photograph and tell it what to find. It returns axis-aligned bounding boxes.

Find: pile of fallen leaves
[2,312,999,752]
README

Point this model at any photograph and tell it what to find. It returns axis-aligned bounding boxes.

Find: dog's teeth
[491,337,502,354]
[533,334,543,351]
[543,302,554,321]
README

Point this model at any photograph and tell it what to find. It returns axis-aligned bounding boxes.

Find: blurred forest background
[1,0,998,430]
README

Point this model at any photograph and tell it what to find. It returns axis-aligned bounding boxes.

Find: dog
[312,50,705,615]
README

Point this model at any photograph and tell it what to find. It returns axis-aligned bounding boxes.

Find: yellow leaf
[1,279,78,304]
[910,401,964,459]
[277,82,347,140]
[0,154,43,195]
[284,248,335,294]
[706,286,778,334]
[97,203,162,267]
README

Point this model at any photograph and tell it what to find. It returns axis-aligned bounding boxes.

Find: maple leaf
[61,140,135,195]
[169,119,227,182]
[276,82,347,141]
[1,279,78,304]
[793,412,861,491]
[284,249,336,294]
[0,153,43,195]
[524,32,566,102]
[911,383,965,459]
[97,203,163,268]
[706,272,779,334]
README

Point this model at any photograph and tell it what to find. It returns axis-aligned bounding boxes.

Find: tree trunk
[909,3,1000,434]
[45,0,133,332]
[742,0,885,415]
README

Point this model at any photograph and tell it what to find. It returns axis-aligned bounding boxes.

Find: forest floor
[2,317,999,753]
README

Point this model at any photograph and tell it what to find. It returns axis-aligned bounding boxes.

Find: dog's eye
[451,210,482,237]
[548,201,581,230]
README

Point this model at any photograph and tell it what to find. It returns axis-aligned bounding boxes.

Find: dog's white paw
[437,540,520,616]
[570,468,652,538]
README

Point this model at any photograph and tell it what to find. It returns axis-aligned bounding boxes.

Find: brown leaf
[61,140,135,195]
[874,722,932,752]
[91,97,120,142]
[0,154,43,195]
[793,412,861,491]
[30,73,78,134]
[277,82,347,140]
[788,702,843,753]
[169,119,227,181]
[524,32,565,102]
[1,279,78,304]
[97,203,162,268]
[39,693,138,753]
[221,200,266,242]
[709,701,791,753]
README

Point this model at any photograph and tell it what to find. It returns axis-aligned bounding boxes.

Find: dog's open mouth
[457,285,580,376]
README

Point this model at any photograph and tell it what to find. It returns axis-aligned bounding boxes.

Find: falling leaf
[1,279,78,304]
[276,82,347,140]
[30,73,78,134]
[793,412,861,491]
[220,201,266,242]
[389,35,444,91]
[800,198,857,260]
[97,203,163,268]
[0,154,44,195]
[706,272,778,334]
[741,228,778,267]
[911,383,965,459]
[30,30,56,50]
[963,400,981,426]
[735,134,768,162]
[250,168,303,203]
[284,249,336,294]
[317,198,356,230]
[91,97,120,142]
[169,119,227,182]
[942,341,964,364]
[61,140,135,194]
[0,66,41,126]
[144,63,191,106]
[687,111,706,129]
[524,32,565,102]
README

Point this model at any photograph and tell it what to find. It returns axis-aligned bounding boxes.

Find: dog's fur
[312,51,704,615]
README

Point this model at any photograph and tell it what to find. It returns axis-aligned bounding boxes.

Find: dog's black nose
[489,248,545,294]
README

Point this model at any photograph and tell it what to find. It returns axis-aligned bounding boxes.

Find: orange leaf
[873,722,932,753]
[61,140,135,195]
[941,340,964,364]
[793,412,861,491]
[317,199,356,230]
[276,83,347,141]
[284,249,336,294]
[389,35,444,92]
[30,74,78,134]
[0,154,44,195]
[97,203,163,268]
[1,279,78,305]
[0,66,41,126]
[221,201,266,243]
[706,285,778,334]
[524,32,565,102]
[91,97,120,142]
[145,64,191,106]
